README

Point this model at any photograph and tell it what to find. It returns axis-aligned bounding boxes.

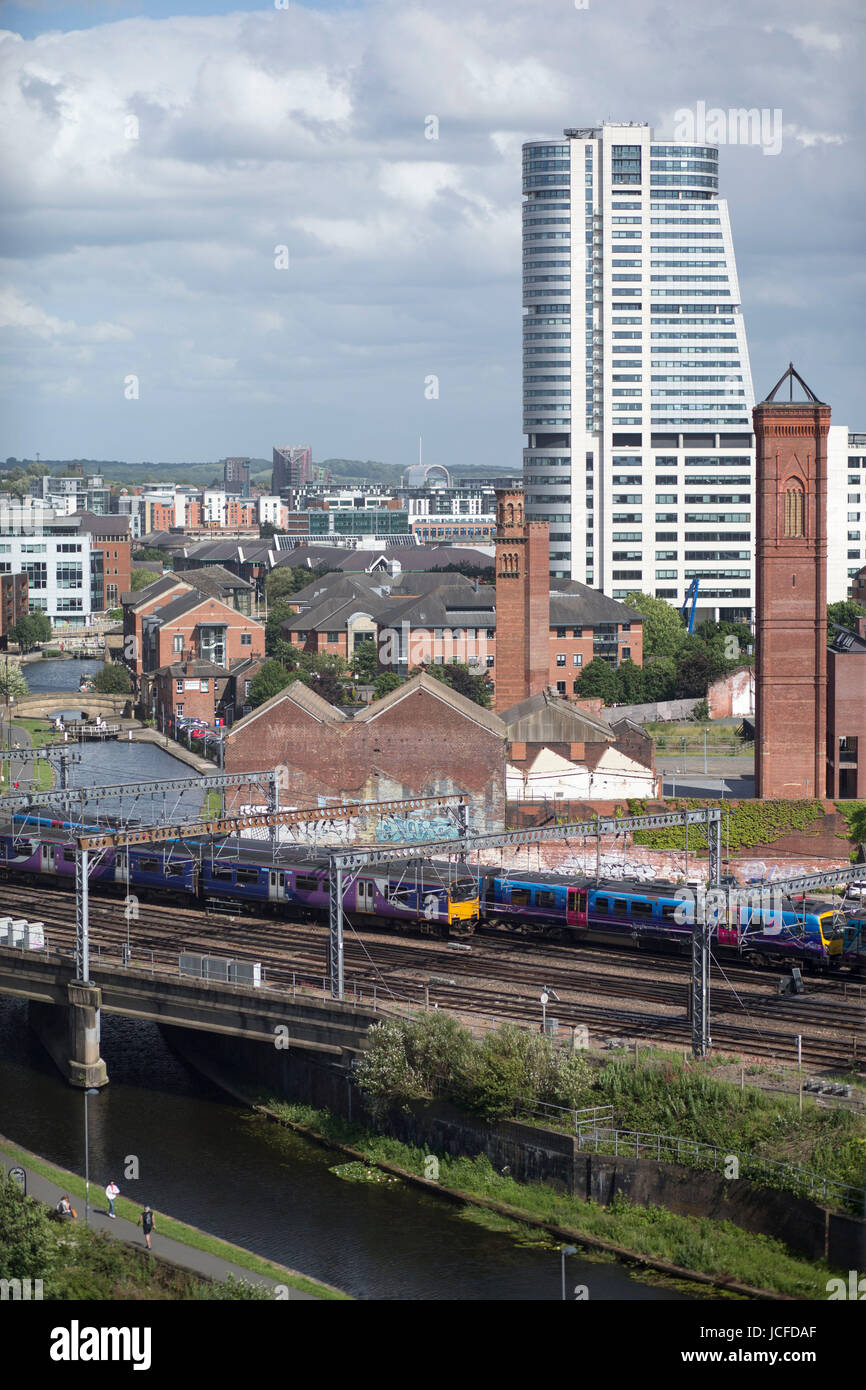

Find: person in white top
[105,1181,120,1218]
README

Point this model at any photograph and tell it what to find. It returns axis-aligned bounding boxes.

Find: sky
[0,0,863,467]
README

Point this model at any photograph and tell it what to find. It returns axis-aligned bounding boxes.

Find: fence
[574,1124,865,1214]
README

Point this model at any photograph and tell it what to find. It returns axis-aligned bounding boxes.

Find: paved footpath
[3,1154,322,1300]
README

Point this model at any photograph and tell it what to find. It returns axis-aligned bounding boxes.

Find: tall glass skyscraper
[522,122,755,623]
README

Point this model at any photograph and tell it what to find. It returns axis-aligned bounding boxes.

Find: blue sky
[0,0,863,466]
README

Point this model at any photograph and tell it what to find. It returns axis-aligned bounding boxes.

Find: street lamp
[561,1245,578,1300]
[83,1087,100,1224]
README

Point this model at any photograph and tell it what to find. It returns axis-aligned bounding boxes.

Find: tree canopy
[827,599,866,641]
[92,663,132,694]
[624,591,687,660]
[0,660,29,701]
[8,613,51,651]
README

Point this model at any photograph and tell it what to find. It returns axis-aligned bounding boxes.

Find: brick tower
[493,489,550,711]
[753,365,830,798]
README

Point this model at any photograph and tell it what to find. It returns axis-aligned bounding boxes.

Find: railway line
[3,882,864,1069]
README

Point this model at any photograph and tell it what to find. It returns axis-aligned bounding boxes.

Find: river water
[1,658,687,1300]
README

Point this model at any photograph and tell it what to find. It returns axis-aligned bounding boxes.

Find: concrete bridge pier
[28,983,108,1089]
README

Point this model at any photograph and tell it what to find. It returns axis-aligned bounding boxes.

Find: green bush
[355,1014,593,1121]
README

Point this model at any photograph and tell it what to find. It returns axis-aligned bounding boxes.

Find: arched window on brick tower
[783,481,805,538]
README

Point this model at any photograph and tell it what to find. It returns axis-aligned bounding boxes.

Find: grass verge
[262,1099,847,1300]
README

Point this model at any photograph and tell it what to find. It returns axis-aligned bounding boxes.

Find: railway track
[3,884,864,1068]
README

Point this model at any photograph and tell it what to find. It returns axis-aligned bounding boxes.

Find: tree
[373,671,404,700]
[625,591,687,660]
[674,645,729,698]
[418,661,492,708]
[352,639,380,683]
[641,656,677,702]
[265,599,296,655]
[92,663,132,694]
[247,659,295,708]
[0,660,28,702]
[0,1174,59,1282]
[130,568,160,591]
[615,658,647,704]
[265,567,316,603]
[9,613,50,651]
[133,547,168,563]
[574,656,618,703]
[828,599,866,641]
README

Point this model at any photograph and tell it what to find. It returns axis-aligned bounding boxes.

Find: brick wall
[225,684,506,834]
[754,399,830,798]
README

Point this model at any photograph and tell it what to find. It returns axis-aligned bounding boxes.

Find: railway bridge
[0,948,377,1088]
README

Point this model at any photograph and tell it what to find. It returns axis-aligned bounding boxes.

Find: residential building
[76,513,131,612]
[828,429,866,603]
[139,591,264,678]
[223,457,251,497]
[522,122,755,623]
[0,572,28,648]
[272,446,313,495]
[280,529,643,701]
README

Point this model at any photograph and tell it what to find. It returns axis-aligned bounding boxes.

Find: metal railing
[574,1124,865,1213]
[518,1101,614,1134]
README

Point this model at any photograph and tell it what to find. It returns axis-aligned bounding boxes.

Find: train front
[448,872,480,933]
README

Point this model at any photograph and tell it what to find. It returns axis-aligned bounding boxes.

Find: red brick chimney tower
[494,489,550,711]
[753,365,830,799]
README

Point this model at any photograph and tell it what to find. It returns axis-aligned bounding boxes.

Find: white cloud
[0,0,862,460]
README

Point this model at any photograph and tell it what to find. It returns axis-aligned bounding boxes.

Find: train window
[210,866,234,881]
[235,868,260,884]
[661,903,680,920]
[613,899,628,917]
[630,900,654,918]
[596,896,611,913]
[511,889,531,906]
[294,875,319,892]
[137,858,159,874]
[166,863,187,877]
[535,890,556,907]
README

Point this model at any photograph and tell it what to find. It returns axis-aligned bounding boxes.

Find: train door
[268,869,283,903]
[566,887,587,929]
[41,843,57,874]
[356,879,375,913]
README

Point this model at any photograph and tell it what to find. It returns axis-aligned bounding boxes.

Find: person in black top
[137,1205,156,1249]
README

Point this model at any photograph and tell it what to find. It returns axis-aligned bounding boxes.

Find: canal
[1,658,688,1300]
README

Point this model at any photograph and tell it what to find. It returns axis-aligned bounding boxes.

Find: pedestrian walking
[105,1181,120,1218]
[137,1206,156,1249]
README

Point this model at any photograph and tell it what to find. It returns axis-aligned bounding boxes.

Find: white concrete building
[522,122,755,623]
[828,428,866,603]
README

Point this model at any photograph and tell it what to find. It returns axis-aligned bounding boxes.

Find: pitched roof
[548,581,643,626]
[179,564,254,594]
[354,670,504,737]
[829,623,866,654]
[281,595,381,633]
[500,690,614,743]
[227,677,349,732]
[122,574,191,608]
